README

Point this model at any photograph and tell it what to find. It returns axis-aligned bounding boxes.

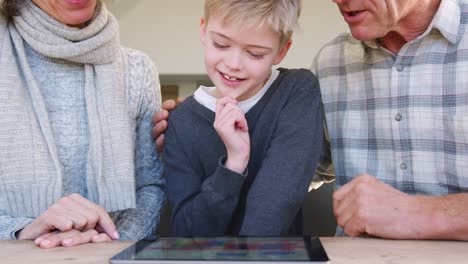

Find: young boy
[163,0,323,236]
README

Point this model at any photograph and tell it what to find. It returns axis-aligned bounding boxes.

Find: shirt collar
[430,0,461,44]
[362,0,461,50]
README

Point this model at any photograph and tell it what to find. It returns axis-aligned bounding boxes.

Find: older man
[315,0,468,240]
[153,0,468,240]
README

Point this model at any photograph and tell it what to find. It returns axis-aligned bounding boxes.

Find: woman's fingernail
[35,237,44,244]
[41,240,50,246]
[63,239,72,245]
[113,232,120,240]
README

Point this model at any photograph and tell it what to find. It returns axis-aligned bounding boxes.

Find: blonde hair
[204,0,301,47]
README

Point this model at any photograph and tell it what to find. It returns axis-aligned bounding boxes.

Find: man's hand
[333,174,425,239]
[152,99,178,153]
[17,193,118,241]
[34,229,112,249]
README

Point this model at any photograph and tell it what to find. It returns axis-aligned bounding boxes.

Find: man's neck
[378,0,441,54]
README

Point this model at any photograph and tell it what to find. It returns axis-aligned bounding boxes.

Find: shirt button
[400,163,408,170]
[395,113,402,121]
[396,64,404,71]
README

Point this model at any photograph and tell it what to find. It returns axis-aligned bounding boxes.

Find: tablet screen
[111,236,329,263]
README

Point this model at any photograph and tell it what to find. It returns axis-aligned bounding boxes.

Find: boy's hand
[152,99,179,153]
[214,96,250,174]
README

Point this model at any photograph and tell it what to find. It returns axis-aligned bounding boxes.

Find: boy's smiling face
[200,14,291,101]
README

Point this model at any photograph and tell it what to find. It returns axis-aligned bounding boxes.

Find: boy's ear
[273,39,292,65]
[200,17,207,44]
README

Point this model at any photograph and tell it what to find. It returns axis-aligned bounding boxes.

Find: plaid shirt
[313,0,468,195]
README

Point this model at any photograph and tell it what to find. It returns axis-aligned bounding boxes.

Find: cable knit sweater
[0,43,165,240]
[0,5,165,240]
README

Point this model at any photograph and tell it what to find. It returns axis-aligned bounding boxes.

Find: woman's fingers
[34,232,56,245]
[35,229,111,248]
[19,194,117,241]
[67,194,118,240]
[37,229,81,249]
[61,229,100,247]
[91,233,113,243]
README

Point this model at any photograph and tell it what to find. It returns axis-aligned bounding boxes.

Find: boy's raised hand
[214,96,250,174]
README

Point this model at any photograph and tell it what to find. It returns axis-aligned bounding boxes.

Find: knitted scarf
[0,1,136,217]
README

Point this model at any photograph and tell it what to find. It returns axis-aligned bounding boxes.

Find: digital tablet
[110,236,329,264]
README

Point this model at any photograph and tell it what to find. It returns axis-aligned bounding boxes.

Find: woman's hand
[17,193,118,241]
[214,96,250,174]
[34,229,112,249]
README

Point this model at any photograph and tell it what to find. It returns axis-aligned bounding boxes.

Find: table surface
[0,237,467,264]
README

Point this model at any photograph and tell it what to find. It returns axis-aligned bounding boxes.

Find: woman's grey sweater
[0,44,165,240]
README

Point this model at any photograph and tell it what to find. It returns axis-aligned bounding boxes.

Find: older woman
[0,0,165,248]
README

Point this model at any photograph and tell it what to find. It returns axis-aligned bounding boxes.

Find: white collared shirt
[194,69,279,113]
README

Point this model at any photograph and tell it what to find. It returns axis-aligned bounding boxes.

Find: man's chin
[349,27,382,42]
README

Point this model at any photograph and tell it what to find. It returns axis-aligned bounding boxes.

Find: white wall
[109,0,348,75]
[108,1,348,96]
